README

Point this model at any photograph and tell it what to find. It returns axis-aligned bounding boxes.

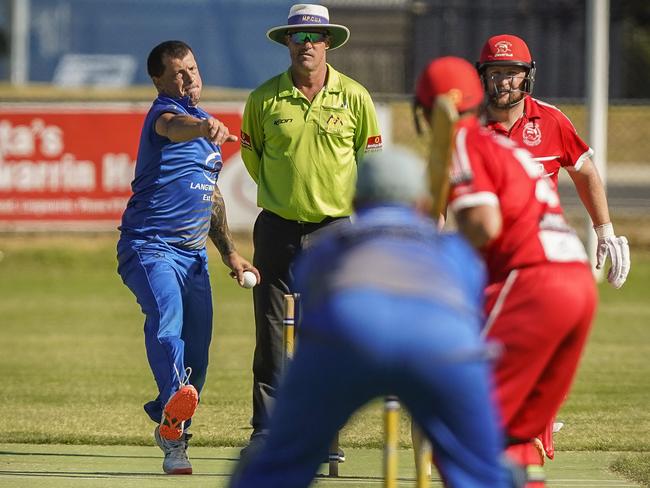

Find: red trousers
[540,420,555,459]
[484,263,597,441]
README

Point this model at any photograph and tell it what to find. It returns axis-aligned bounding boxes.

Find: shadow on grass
[0,470,416,485]
[0,450,238,462]
[315,474,440,483]
[0,470,230,478]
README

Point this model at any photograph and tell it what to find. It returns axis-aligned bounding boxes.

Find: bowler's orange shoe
[159,385,199,441]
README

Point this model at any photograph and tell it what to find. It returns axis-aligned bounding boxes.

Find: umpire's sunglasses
[288,31,328,44]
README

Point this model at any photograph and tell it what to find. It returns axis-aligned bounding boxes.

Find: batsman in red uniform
[476,33,630,461]
[415,56,598,487]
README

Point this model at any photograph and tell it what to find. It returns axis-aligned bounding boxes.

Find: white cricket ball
[241,270,258,289]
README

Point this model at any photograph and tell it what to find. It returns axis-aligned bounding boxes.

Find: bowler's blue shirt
[120,95,222,250]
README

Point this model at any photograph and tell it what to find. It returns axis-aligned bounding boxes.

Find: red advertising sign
[0,103,243,229]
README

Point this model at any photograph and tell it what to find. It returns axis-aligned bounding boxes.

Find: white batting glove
[594,223,630,289]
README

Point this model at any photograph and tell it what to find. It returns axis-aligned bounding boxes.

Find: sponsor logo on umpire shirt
[365,135,383,152]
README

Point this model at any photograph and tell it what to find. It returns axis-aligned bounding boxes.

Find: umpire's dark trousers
[250,210,348,439]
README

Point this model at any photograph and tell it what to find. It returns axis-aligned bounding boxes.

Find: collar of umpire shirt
[278,64,343,99]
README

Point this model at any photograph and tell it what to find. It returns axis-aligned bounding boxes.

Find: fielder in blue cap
[228,145,515,488]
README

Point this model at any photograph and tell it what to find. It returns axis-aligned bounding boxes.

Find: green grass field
[0,234,648,487]
[0,444,642,487]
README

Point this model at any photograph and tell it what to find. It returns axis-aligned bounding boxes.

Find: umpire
[239,3,382,454]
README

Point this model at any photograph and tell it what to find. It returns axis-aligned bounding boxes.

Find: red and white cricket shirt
[447,117,588,285]
[486,96,593,186]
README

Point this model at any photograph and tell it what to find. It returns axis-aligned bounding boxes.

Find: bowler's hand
[201,117,239,146]
[222,251,261,287]
[595,223,630,289]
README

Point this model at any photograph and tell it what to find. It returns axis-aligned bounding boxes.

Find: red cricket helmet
[415,56,484,114]
[476,34,536,96]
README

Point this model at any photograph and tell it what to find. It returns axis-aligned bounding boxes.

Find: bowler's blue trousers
[117,236,213,426]
[230,289,508,488]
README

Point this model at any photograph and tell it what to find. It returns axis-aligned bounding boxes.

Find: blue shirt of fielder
[230,205,510,488]
[117,95,222,426]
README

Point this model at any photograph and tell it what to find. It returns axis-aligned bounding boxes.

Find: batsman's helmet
[476,34,536,96]
[415,56,484,113]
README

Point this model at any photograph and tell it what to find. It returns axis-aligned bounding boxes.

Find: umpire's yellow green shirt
[240,64,382,222]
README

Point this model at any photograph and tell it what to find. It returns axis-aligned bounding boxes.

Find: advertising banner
[0,103,258,231]
[0,103,390,231]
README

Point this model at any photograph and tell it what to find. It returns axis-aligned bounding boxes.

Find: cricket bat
[427,94,459,218]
